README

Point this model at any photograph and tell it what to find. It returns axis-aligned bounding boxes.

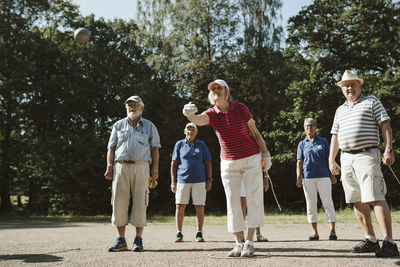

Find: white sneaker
[241,242,255,257]
[228,243,244,257]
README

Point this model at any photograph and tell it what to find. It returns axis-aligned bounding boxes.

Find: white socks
[366,235,377,243]
[244,240,254,246]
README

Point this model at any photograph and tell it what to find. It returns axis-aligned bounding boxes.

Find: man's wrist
[107,164,113,168]
[206,178,213,181]
[385,148,393,153]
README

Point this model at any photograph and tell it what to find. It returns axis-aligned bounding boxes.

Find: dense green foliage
[0,0,399,215]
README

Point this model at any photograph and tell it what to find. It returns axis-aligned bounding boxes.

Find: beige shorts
[111,162,149,227]
[340,148,387,203]
[175,182,206,205]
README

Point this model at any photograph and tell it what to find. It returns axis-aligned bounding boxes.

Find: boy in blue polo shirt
[171,123,212,242]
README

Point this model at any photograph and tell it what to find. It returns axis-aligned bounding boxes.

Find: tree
[282,0,400,206]
[0,0,80,212]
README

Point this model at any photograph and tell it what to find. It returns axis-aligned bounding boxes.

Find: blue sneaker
[108,237,128,252]
[132,236,144,252]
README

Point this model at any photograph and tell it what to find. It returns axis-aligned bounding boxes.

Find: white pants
[302,178,336,223]
[220,153,264,233]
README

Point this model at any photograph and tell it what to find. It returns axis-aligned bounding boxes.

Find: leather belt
[342,146,378,154]
[115,160,148,164]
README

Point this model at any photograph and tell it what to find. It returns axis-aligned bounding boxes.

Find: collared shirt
[297,135,330,179]
[204,101,259,160]
[172,138,212,183]
[330,95,390,150]
[107,117,161,162]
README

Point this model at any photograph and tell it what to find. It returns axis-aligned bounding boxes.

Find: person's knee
[176,204,186,210]
[370,200,387,206]
[352,201,364,208]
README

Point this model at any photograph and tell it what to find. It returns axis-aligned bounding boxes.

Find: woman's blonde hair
[208,86,232,105]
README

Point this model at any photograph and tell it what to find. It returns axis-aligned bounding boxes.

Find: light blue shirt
[107,117,161,162]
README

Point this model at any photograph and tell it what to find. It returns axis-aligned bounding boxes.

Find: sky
[71,0,313,31]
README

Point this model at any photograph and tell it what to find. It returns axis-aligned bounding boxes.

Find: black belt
[342,146,378,154]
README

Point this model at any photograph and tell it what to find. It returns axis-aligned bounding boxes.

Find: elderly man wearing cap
[182,79,271,257]
[104,95,161,252]
[329,70,398,257]
[171,122,212,243]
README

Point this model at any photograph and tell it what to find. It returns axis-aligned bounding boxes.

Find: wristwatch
[206,178,213,182]
[385,148,393,153]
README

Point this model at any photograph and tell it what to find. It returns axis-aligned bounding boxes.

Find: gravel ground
[0,221,399,266]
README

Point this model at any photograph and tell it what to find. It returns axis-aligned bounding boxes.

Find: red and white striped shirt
[204,102,260,160]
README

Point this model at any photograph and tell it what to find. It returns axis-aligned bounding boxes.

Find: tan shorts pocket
[373,174,387,196]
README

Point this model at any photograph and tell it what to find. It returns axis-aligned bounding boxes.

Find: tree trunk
[0,129,12,213]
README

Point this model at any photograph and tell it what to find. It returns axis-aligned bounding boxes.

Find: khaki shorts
[175,182,206,205]
[340,148,387,203]
[111,162,149,227]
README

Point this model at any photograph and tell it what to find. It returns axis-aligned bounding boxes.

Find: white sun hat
[207,79,229,92]
[337,70,364,87]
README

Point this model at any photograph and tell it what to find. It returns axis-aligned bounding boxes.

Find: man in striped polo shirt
[329,70,398,258]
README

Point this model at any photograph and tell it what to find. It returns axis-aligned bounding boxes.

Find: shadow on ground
[0,254,63,263]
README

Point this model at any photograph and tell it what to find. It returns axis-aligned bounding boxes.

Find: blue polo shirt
[172,138,212,183]
[297,135,330,179]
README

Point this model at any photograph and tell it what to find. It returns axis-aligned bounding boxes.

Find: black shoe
[329,233,338,240]
[375,240,399,258]
[196,231,204,242]
[175,231,183,243]
[351,239,380,253]
[309,235,319,241]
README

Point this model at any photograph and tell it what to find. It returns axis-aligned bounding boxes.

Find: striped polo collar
[343,94,366,106]
[212,101,236,114]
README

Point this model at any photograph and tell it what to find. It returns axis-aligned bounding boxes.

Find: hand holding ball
[148,177,158,189]
[74,28,90,43]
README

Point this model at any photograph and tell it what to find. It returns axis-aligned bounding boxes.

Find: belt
[342,146,378,154]
[115,160,149,164]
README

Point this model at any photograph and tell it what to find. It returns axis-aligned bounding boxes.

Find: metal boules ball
[74,27,90,43]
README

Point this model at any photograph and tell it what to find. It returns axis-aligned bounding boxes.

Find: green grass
[2,209,399,224]
[149,209,400,225]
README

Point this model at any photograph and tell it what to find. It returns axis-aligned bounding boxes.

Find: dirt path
[0,221,399,266]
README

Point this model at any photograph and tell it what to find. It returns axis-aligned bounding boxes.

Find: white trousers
[220,153,264,233]
[302,178,336,223]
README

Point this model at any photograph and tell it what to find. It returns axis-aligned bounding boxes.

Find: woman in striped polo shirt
[182,79,271,258]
